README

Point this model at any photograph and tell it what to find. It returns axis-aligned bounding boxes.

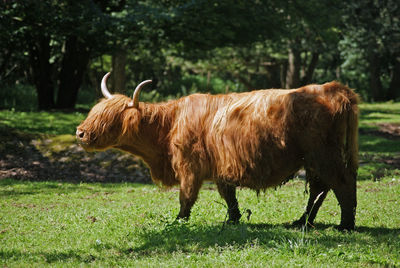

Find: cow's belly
[239,147,304,189]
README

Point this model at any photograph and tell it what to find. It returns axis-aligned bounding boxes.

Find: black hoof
[226,210,241,224]
[175,215,189,222]
[335,224,355,232]
[292,218,314,228]
[226,218,240,225]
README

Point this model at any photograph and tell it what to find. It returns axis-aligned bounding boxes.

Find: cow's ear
[122,109,141,135]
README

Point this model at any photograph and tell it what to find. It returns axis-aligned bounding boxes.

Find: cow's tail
[345,90,359,177]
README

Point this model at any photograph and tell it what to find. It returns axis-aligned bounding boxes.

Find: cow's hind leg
[332,172,357,231]
[293,170,329,227]
[305,147,357,231]
[216,182,241,223]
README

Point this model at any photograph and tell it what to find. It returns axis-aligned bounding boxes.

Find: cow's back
[168,82,356,189]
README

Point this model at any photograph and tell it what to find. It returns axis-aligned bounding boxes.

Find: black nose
[76,130,85,139]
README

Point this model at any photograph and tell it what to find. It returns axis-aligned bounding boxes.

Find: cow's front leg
[176,177,202,220]
[216,182,241,224]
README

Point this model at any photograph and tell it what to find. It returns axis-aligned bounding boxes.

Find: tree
[157,0,345,91]
[2,0,398,105]
[1,0,128,110]
[0,3,29,86]
[342,0,400,101]
[99,0,289,96]
[279,0,344,88]
[145,0,286,59]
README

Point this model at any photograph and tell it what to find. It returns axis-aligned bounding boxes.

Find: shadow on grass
[0,248,96,264]
[359,131,400,152]
[128,221,400,255]
[1,222,399,264]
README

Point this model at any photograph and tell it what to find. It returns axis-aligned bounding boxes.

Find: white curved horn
[130,80,152,108]
[101,72,113,99]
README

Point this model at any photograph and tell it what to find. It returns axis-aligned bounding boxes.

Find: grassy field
[1,102,400,267]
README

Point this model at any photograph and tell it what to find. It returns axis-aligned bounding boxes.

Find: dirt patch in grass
[0,126,151,183]
[360,122,400,140]
[360,122,400,180]
[379,123,400,136]
[3,122,400,183]
[359,153,400,180]
[380,155,400,168]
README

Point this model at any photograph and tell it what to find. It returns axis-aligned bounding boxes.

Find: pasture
[1,102,400,267]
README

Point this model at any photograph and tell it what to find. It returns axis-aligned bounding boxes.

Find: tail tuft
[345,89,359,175]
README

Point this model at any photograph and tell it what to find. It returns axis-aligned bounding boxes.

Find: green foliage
[2,1,399,107]
[0,85,37,111]
[0,84,98,111]
[338,36,370,100]
[162,0,285,52]
[340,0,400,101]
[0,178,399,266]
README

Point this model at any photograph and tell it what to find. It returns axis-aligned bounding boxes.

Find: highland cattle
[77,73,359,230]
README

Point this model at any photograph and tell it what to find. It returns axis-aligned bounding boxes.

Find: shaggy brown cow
[77,73,359,231]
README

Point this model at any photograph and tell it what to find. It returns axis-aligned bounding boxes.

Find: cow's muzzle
[76,129,85,140]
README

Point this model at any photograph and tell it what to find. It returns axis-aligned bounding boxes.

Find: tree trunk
[28,36,55,110]
[387,56,400,100]
[280,61,287,88]
[56,36,90,109]
[0,49,12,80]
[368,52,383,101]
[301,52,319,85]
[264,61,282,88]
[285,45,301,89]
[111,48,127,93]
[206,71,211,90]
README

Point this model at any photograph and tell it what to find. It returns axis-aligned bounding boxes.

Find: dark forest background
[1,0,399,110]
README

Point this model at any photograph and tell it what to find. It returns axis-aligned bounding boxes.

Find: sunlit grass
[0,178,399,267]
[0,110,86,135]
[359,102,400,129]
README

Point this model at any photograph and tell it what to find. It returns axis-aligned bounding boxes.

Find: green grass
[1,102,400,266]
[1,178,399,267]
[359,101,400,130]
[358,102,400,180]
[0,110,86,136]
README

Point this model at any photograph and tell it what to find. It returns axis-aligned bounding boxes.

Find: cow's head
[76,73,151,151]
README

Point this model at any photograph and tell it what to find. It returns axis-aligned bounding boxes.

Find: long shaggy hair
[165,82,358,189]
[78,81,358,188]
[77,80,359,229]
